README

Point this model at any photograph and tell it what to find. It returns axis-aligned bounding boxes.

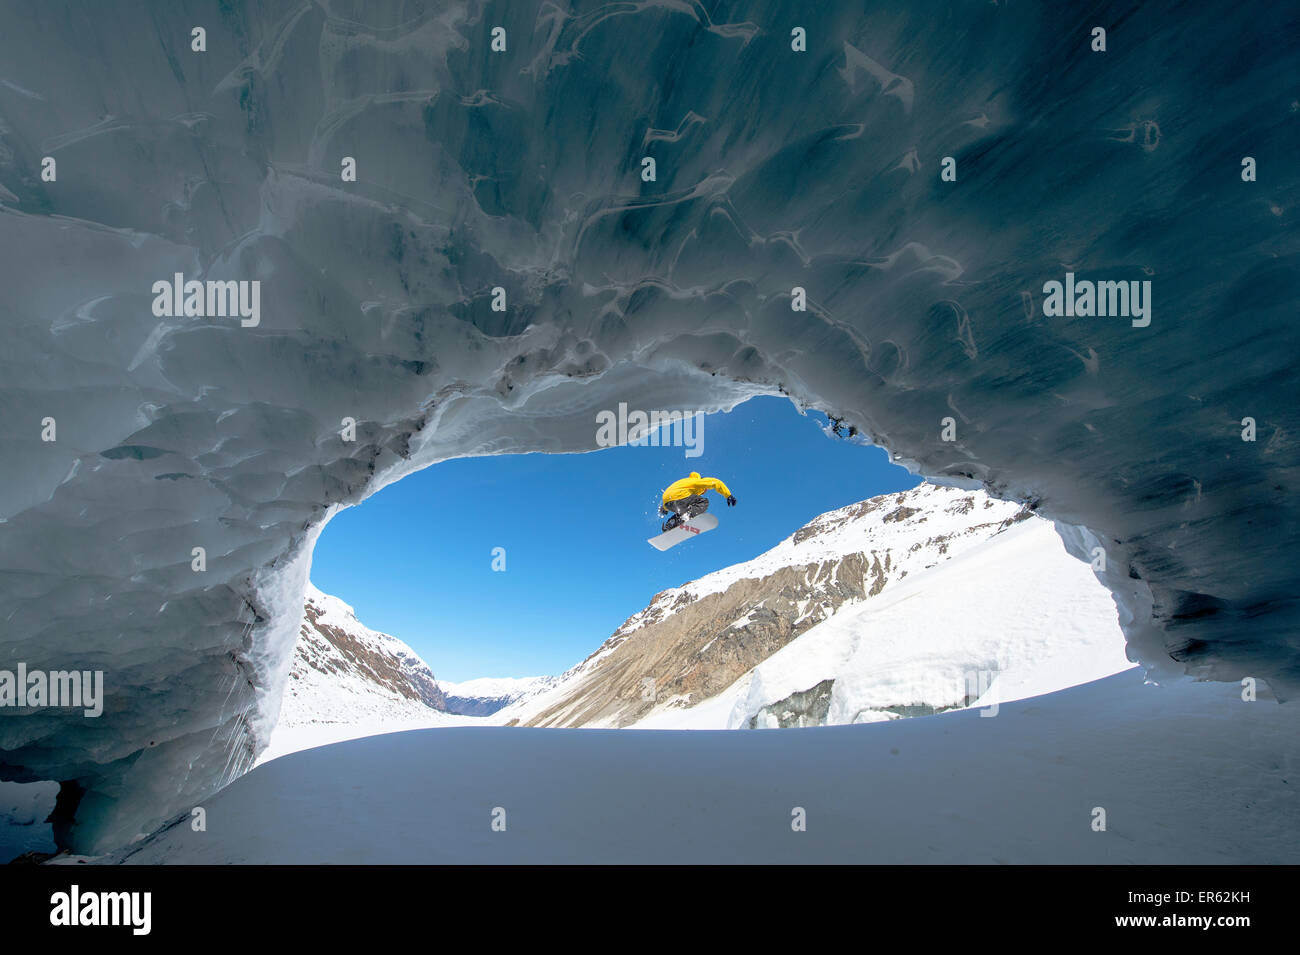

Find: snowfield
[84,670,1298,864]
[634,517,1133,729]
[257,712,482,767]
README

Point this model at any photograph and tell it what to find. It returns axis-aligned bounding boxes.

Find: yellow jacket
[661,472,733,504]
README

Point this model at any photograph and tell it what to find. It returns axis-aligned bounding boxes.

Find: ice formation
[0,1,1296,851]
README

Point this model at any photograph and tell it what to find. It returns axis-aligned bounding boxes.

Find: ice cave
[0,0,1297,857]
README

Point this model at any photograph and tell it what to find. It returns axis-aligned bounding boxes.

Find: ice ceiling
[0,0,1297,851]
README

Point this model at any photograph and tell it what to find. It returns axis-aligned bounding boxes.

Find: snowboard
[648,512,718,551]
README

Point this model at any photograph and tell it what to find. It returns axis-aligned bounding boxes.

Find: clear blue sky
[310,396,919,681]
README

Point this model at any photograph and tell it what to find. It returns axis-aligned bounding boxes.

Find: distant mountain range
[438,676,555,716]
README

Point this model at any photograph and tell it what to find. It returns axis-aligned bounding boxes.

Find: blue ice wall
[0,0,1296,850]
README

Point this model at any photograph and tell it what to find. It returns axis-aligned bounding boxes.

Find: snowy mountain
[258,584,512,763]
[261,586,489,764]
[262,585,451,755]
[438,676,554,717]
[498,484,1132,729]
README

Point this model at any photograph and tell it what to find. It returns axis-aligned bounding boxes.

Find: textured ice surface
[0,779,58,861]
[0,1,1297,850]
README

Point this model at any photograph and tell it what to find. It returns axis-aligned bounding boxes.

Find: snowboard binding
[661,494,709,532]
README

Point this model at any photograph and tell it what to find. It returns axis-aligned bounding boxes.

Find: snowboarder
[659,472,737,531]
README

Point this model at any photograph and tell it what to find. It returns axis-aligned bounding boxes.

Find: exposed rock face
[511,484,1037,728]
[440,696,502,717]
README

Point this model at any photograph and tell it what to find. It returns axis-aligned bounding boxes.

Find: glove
[726,495,737,507]
[658,503,668,515]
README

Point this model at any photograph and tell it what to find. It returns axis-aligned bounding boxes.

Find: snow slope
[637,518,1132,729]
[86,670,1300,864]
[500,484,1131,729]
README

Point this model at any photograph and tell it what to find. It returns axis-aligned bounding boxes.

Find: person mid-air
[658,472,737,532]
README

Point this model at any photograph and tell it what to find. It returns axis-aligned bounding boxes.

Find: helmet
[689,472,701,479]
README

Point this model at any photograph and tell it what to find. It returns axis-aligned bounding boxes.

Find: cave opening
[271,393,1131,753]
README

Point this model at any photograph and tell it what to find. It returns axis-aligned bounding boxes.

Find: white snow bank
[87,671,1299,864]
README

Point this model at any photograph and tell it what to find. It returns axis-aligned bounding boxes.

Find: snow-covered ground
[257,711,484,767]
[83,670,1299,864]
